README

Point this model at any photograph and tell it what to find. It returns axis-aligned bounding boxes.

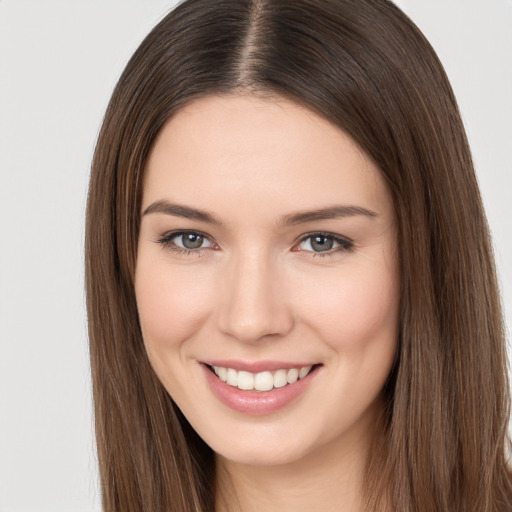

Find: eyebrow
[280,205,378,225]
[142,200,378,225]
[142,200,222,224]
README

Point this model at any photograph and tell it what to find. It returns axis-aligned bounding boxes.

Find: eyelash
[156,230,215,257]
[295,232,354,257]
[156,230,355,257]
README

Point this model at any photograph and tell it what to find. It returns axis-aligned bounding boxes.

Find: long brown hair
[85,1,512,510]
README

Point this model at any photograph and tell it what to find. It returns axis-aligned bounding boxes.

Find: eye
[296,232,353,255]
[174,232,212,250]
[157,231,216,253]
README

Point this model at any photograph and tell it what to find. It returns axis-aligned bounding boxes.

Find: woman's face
[135,94,399,466]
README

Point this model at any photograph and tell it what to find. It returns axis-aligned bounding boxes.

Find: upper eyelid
[156,229,216,249]
[295,231,353,244]
[161,229,213,241]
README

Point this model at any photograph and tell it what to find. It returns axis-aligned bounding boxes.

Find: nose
[216,251,294,343]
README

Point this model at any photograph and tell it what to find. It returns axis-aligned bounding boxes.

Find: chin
[213,435,309,467]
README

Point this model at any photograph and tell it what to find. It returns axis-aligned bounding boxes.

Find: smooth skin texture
[135,94,399,511]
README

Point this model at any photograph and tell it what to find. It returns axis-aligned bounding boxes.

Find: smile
[202,362,321,415]
[211,365,313,392]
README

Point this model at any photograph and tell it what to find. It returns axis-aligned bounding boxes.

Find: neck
[214,405,388,512]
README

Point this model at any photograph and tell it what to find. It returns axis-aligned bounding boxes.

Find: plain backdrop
[0,2,511,511]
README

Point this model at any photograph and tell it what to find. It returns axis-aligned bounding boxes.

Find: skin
[135,94,400,511]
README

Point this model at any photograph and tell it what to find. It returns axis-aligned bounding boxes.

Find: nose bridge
[217,247,293,343]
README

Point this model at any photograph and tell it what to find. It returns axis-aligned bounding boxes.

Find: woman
[85,0,512,510]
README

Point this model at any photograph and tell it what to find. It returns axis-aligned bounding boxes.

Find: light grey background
[0,2,510,511]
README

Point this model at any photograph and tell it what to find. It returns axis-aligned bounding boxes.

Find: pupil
[311,236,333,252]
[183,233,203,249]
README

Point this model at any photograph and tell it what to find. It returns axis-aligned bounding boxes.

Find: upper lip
[201,359,319,373]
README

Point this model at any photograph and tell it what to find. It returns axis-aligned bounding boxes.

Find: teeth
[299,365,312,379]
[254,371,273,391]
[237,371,254,390]
[212,365,314,392]
[214,366,227,382]
[226,368,238,386]
[287,368,299,384]
[273,369,288,388]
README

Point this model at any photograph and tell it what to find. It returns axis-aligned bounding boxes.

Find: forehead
[143,94,393,220]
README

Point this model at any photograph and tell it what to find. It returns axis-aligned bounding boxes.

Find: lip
[200,362,321,416]
[201,359,316,373]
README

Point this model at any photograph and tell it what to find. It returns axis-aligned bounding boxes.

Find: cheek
[294,261,400,355]
[134,259,215,352]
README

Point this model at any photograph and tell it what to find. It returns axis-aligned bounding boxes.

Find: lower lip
[201,364,319,416]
